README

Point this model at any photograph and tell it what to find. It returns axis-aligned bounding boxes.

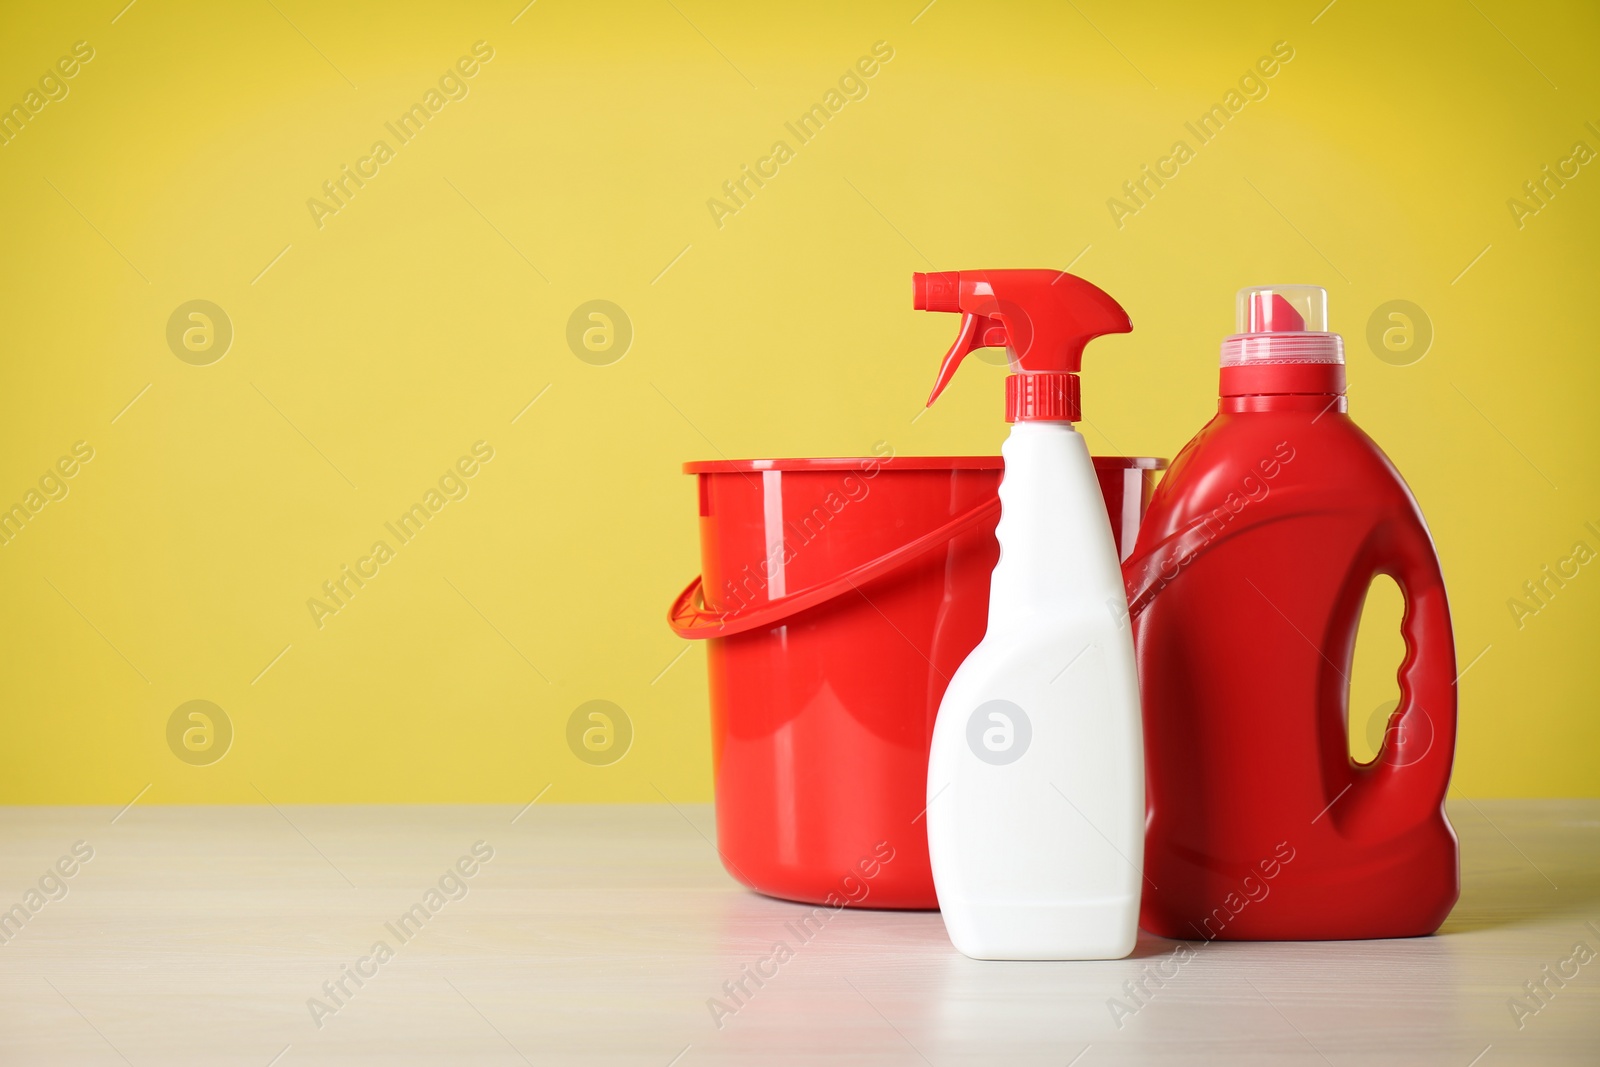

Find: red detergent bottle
[1123,285,1459,941]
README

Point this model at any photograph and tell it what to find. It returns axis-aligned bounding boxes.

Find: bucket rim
[684,455,1167,474]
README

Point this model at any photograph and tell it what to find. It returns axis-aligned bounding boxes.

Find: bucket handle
[669,495,1002,639]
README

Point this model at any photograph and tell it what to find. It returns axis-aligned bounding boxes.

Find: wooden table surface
[0,799,1595,1065]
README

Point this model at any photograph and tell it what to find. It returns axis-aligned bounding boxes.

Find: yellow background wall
[1,0,1594,803]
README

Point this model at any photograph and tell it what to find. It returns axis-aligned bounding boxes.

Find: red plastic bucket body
[671,454,1164,909]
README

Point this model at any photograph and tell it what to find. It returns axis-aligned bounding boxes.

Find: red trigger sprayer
[914,269,1132,422]
[916,268,1146,961]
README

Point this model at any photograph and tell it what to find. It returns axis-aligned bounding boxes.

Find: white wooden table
[0,800,1595,1065]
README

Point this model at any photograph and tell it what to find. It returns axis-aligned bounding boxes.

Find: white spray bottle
[917,269,1144,961]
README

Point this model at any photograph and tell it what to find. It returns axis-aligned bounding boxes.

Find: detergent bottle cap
[913,270,1132,423]
[1221,285,1344,366]
[1218,285,1346,399]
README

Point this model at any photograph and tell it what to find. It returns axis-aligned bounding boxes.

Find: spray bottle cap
[914,269,1132,423]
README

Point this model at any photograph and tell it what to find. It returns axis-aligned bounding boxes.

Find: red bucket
[669,454,1164,909]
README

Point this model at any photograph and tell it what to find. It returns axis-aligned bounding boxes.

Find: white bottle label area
[926,422,1144,961]
[943,642,1136,902]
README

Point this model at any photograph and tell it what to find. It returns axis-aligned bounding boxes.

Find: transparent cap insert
[1236,285,1327,334]
[1221,284,1342,366]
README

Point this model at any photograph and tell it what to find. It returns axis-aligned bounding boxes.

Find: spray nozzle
[914,269,1131,422]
